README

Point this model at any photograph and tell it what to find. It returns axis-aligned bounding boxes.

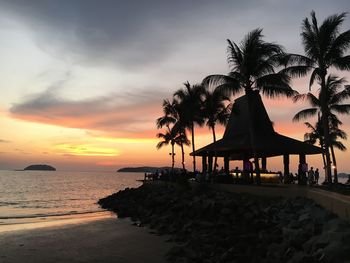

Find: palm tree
[304,120,327,173]
[329,127,347,183]
[202,83,231,142]
[156,126,189,178]
[281,11,350,182]
[293,75,350,182]
[203,28,296,184]
[156,98,190,171]
[304,120,347,183]
[202,83,232,168]
[174,82,206,173]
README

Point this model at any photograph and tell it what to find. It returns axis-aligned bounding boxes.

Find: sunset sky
[0,0,349,173]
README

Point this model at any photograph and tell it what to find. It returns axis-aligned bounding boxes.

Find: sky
[0,0,349,173]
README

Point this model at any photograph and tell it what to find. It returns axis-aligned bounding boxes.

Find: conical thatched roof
[191,92,322,159]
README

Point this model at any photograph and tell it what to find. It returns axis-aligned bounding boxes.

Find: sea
[0,170,348,232]
[0,170,143,232]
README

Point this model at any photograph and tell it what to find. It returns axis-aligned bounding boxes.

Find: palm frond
[332,141,347,151]
[293,108,318,122]
[156,116,176,129]
[304,121,316,132]
[257,73,296,98]
[309,68,322,90]
[280,65,313,78]
[331,104,350,114]
[333,55,350,70]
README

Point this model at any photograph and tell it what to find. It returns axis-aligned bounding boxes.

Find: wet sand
[0,216,172,263]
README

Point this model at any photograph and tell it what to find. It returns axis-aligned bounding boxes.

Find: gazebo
[190,91,323,183]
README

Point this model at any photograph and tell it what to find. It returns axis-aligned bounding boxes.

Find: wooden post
[299,154,306,185]
[202,155,207,174]
[224,156,230,176]
[283,154,289,182]
[208,155,213,174]
[261,157,267,171]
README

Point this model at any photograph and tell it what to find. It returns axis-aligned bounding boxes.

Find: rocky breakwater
[99,183,350,263]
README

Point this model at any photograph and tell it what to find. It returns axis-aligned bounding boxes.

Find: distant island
[24,164,56,171]
[117,166,180,173]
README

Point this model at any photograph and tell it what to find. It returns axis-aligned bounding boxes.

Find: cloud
[3,0,348,71]
[9,87,168,138]
[0,139,11,143]
[0,0,228,69]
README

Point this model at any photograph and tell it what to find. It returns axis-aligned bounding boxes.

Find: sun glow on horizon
[53,143,120,157]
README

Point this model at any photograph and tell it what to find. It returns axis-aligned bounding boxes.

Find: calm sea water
[0,170,143,225]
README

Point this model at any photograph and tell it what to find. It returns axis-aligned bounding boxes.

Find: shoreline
[0,211,115,233]
[0,216,172,263]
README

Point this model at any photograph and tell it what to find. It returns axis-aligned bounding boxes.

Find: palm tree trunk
[330,145,338,184]
[322,116,333,183]
[180,141,186,171]
[171,143,175,181]
[212,125,218,170]
[321,149,326,176]
[321,75,333,183]
[191,123,196,173]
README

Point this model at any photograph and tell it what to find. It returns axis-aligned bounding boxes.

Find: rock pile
[99,183,350,263]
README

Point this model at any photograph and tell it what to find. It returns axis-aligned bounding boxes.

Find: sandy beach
[0,216,172,263]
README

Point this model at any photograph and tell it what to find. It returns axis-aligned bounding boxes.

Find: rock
[220,208,233,215]
[323,240,350,263]
[98,183,350,263]
[286,251,306,263]
[323,218,348,233]
[298,212,311,222]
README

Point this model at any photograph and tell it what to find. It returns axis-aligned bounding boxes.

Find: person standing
[314,168,319,184]
[308,167,315,185]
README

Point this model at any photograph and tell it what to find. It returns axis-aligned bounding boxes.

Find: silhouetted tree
[294,75,350,182]
[174,82,206,173]
[304,119,347,183]
[281,11,350,182]
[156,126,189,178]
[157,98,190,171]
[203,29,296,184]
[202,82,231,168]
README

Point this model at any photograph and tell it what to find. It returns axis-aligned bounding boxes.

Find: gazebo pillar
[283,154,290,179]
[224,156,230,176]
[202,155,207,174]
[261,157,267,171]
[208,155,213,174]
[299,154,307,185]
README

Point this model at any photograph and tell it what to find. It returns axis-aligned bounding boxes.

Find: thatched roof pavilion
[191,91,322,182]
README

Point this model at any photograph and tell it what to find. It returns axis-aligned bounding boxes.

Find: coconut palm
[174,82,206,173]
[293,75,350,182]
[156,98,190,171]
[203,28,296,184]
[329,127,347,183]
[304,119,347,183]
[202,84,231,142]
[202,83,232,168]
[156,126,189,178]
[304,120,327,173]
[281,11,350,182]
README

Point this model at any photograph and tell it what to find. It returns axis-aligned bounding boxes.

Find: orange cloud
[9,91,164,138]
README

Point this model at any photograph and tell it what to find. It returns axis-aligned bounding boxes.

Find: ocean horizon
[0,170,143,229]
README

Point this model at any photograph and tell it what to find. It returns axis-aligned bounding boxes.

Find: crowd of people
[144,164,324,186]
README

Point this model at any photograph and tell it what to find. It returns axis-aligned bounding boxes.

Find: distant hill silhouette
[117,166,181,173]
[24,164,56,171]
